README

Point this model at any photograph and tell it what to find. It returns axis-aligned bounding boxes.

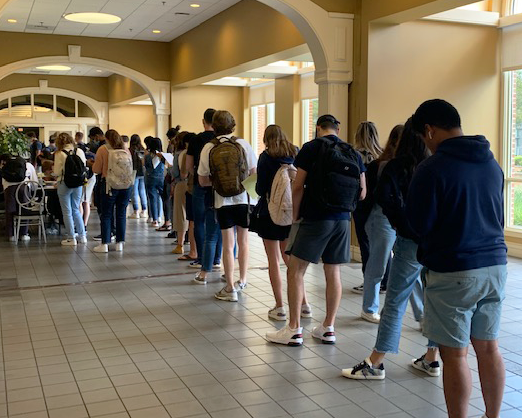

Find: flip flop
[178,255,196,261]
[156,225,172,231]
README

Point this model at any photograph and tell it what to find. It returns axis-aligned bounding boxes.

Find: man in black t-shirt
[266,115,367,347]
[28,132,42,167]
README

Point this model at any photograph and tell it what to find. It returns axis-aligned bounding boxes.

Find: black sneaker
[342,358,385,380]
[167,231,177,239]
[93,234,102,241]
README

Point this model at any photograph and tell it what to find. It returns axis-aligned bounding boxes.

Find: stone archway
[0,46,171,137]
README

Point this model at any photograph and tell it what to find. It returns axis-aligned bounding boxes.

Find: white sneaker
[21,235,30,242]
[151,221,159,228]
[234,280,247,292]
[312,325,336,344]
[61,238,77,246]
[193,274,207,285]
[93,244,109,253]
[78,236,88,244]
[214,286,238,302]
[301,304,313,318]
[411,355,441,377]
[114,242,124,252]
[361,311,381,324]
[342,357,385,380]
[268,307,287,321]
[141,211,149,219]
[9,236,16,242]
[130,211,140,219]
[266,325,303,346]
[352,284,364,294]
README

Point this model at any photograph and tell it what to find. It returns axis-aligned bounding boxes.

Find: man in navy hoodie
[409,99,507,418]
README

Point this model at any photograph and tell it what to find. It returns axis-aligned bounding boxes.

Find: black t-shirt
[187,130,216,188]
[30,141,43,165]
[294,135,366,221]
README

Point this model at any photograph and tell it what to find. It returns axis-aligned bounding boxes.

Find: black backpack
[308,137,361,212]
[63,150,87,188]
[1,156,26,183]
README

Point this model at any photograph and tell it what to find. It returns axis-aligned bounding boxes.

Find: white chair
[13,180,47,244]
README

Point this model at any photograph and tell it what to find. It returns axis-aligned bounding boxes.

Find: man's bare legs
[237,226,249,284]
[287,255,309,329]
[323,264,341,327]
[439,345,472,418]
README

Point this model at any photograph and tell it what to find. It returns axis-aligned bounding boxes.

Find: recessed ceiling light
[96,69,103,73]
[7,19,17,23]
[64,12,121,24]
[152,29,161,33]
[36,65,71,71]
[190,4,201,8]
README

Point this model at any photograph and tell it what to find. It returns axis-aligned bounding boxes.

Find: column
[156,113,170,149]
[317,79,350,141]
[275,75,300,145]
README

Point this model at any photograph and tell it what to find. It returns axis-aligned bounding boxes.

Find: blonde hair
[56,132,75,151]
[355,121,382,160]
[263,125,297,159]
[105,129,124,150]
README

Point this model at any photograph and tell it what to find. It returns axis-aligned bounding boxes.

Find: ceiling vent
[26,24,55,32]
[175,12,190,16]
[30,70,51,74]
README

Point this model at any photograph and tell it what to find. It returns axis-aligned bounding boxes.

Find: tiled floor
[1,218,522,418]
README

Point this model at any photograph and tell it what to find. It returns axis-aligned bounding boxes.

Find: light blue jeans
[57,182,86,239]
[132,176,147,211]
[363,205,396,314]
[374,236,431,354]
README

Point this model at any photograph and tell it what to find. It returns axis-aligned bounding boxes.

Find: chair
[13,180,47,244]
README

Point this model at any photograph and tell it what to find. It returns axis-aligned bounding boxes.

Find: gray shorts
[286,219,351,264]
[423,264,507,348]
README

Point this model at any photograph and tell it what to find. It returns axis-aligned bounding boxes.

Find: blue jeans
[146,177,163,221]
[374,236,429,354]
[192,185,206,263]
[57,183,85,239]
[363,206,396,314]
[101,187,132,244]
[132,176,147,211]
[202,207,222,272]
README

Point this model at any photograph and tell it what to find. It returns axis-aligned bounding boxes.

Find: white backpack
[268,164,297,226]
[106,148,134,191]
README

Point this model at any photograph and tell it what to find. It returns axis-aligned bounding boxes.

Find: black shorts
[216,205,250,230]
[250,214,291,241]
[185,192,194,221]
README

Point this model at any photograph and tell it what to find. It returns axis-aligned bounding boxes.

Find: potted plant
[0,124,30,157]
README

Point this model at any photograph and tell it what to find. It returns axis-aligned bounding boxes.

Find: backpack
[268,164,297,226]
[1,156,26,183]
[63,149,87,188]
[209,137,249,197]
[107,148,134,190]
[308,137,361,212]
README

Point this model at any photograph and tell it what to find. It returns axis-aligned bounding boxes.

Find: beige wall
[0,31,170,81]
[310,0,357,13]
[109,105,155,139]
[0,73,109,102]
[367,20,501,156]
[108,74,147,105]
[275,75,300,145]
[169,0,304,85]
[172,85,244,137]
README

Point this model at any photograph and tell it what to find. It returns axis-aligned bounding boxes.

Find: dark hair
[167,125,181,139]
[49,137,56,144]
[412,99,461,134]
[89,127,104,138]
[75,132,84,141]
[144,136,154,150]
[379,124,403,162]
[173,131,189,152]
[121,135,130,143]
[27,131,36,139]
[105,129,124,150]
[149,137,163,154]
[130,134,143,153]
[317,114,340,131]
[212,110,236,136]
[204,108,216,125]
[395,118,430,171]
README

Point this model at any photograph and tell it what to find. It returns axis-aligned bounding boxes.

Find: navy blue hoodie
[406,135,507,273]
[255,151,295,217]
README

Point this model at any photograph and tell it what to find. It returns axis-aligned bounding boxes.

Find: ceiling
[0,0,241,42]
[16,64,112,77]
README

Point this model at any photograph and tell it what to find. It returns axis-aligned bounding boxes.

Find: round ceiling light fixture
[36,65,71,71]
[64,12,121,24]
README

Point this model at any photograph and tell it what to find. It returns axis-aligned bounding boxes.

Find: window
[513,0,522,14]
[251,103,275,155]
[504,69,522,228]
[302,98,319,144]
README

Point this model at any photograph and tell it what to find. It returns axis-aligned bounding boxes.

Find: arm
[186,154,195,176]
[197,143,213,187]
[179,152,188,180]
[359,172,367,200]
[92,147,105,175]
[292,168,307,222]
[52,152,64,177]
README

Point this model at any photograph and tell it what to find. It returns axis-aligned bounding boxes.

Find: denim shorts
[286,219,351,264]
[423,264,507,348]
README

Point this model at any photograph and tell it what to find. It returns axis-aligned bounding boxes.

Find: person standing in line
[342,118,438,380]
[28,131,42,168]
[198,110,257,301]
[92,130,133,253]
[171,132,190,255]
[157,127,180,232]
[75,132,88,153]
[352,121,391,295]
[408,100,507,418]
[266,115,366,345]
[129,134,148,219]
[249,125,312,320]
[53,132,87,246]
[186,109,217,267]
[144,137,165,228]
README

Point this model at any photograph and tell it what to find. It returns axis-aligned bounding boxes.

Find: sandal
[156,224,172,231]
[178,255,196,261]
